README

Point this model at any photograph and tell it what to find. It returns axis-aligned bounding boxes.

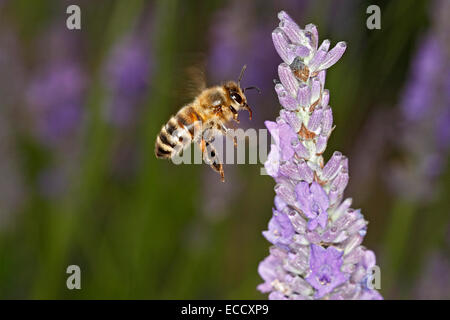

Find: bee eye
[229,105,237,114]
[231,92,242,104]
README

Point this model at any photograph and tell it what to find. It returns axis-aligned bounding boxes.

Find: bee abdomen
[176,107,203,137]
[155,117,179,159]
[155,106,204,160]
[155,144,172,159]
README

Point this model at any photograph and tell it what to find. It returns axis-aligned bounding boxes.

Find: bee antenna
[237,64,247,87]
[243,86,261,93]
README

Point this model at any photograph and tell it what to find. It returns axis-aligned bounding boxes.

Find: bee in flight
[154,65,260,182]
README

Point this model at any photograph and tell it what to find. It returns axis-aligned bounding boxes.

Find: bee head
[224,65,261,122]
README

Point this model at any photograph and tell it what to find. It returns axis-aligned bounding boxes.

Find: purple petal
[308,108,323,132]
[280,110,302,132]
[319,41,347,70]
[315,134,328,154]
[297,84,311,108]
[272,28,296,64]
[295,181,312,215]
[360,290,383,300]
[297,160,314,183]
[269,292,288,300]
[258,254,282,285]
[293,45,311,58]
[277,10,296,25]
[321,151,342,181]
[265,144,281,178]
[306,244,348,298]
[317,70,326,87]
[274,195,287,212]
[316,211,328,229]
[317,39,330,52]
[331,198,352,220]
[304,23,319,49]
[307,218,319,231]
[276,84,299,111]
[333,209,359,232]
[285,275,313,296]
[311,78,322,104]
[274,210,295,239]
[278,123,298,160]
[306,229,322,243]
[310,182,329,212]
[321,107,333,136]
[289,213,307,234]
[309,244,327,269]
[308,46,328,72]
[263,213,294,247]
[346,217,367,234]
[321,89,330,107]
[275,183,297,207]
[330,170,349,194]
[265,120,280,145]
[278,11,304,45]
[327,246,345,268]
[278,63,299,97]
[279,161,302,180]
[363,250,377,269]
[291,139,310,159]
[344,234,363,255]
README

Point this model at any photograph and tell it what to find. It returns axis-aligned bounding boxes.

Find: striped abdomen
[155,106,204,159]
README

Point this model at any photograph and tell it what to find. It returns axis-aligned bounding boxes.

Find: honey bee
[155,65,260,182]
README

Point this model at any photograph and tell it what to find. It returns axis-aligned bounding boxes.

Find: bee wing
[176,53,207,102]
[185,63,206,97]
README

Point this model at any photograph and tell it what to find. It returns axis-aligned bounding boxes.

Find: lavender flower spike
[258,12,382,300]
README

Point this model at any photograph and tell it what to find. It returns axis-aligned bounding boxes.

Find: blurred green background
[0,0,449,299]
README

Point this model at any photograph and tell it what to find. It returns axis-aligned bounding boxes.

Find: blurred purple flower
[25,23,87,148]
[105,36,151,127]
[436,101,450,151]
[26,62,85,147]
[23,24,88,200]
[208,6,243,79]
[414,251,450,299]
[389,0,450,201]
[399,36,443,122]
[258,11,382,300]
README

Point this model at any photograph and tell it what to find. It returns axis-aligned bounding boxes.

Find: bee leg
[219,124,237,147]
[243,103,252,120]
[232,136,237,147]
[208,159,224,182]
[200,138,206,153]
[202,141,225,182]
[215,162,225,182]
